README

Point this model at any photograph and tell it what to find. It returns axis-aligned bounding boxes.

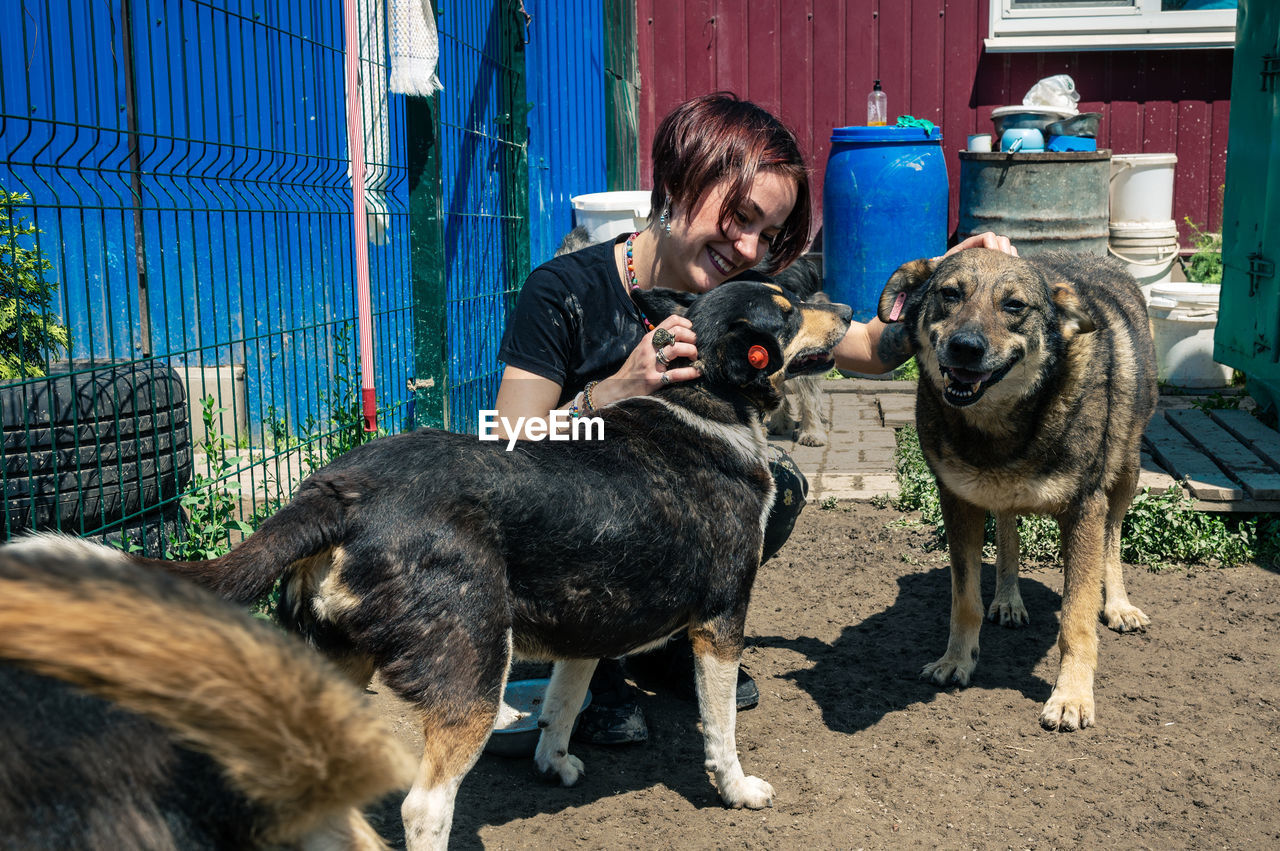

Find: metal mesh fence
[435,0,528,431]
[1,0,413,553]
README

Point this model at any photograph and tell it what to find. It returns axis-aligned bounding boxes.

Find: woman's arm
[492,315,701,442]
[491,366,568,441]
[832,316,915,376]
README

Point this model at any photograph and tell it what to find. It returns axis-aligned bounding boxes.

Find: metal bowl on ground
[484,678,592,758]
[1045,111,1102,138]
[990,105,1077,139]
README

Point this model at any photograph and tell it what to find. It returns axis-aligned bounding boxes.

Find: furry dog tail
[144,476,352,605]
[0,538,413,847]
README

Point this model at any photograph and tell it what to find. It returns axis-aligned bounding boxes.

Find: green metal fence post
[604,0,641,191]
[502,0,532,311]
[408,94,447,431]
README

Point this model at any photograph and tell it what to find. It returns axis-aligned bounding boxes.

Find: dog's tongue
[950,367,993,384]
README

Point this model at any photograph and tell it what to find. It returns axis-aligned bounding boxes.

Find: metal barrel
[957,151,1111,257]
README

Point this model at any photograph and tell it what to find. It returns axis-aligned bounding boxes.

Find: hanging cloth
[390,0,443,96]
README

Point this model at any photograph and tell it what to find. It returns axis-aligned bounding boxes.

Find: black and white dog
[22,280,850,849]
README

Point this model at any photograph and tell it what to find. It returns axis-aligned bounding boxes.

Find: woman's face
[663,170,798,294]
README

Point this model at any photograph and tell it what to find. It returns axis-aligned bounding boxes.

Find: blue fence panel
[435,0,524,432]
[0,0,413,442]
[525,0,607,266]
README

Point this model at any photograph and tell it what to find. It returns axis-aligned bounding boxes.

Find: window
[986,0,1237,52]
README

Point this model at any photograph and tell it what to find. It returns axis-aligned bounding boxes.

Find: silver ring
[652,328,676,349]
[656,348,670,366]
[660,372,671,386]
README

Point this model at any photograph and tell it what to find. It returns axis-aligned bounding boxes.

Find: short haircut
[650,92,811,274]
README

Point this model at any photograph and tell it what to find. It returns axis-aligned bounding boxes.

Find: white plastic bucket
[1109,220,1179,288]
[1146,282,1233,388]
[1110,153,1176,224]
[570,190,652,243]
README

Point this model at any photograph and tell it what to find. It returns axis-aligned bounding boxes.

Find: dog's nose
[946,330,987,365]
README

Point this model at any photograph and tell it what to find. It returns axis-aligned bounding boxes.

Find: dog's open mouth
[786,350,835,377]
[939,360,1016,407]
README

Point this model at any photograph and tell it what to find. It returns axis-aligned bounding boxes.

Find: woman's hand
[589,316,700,408]
[942,231,1018,259]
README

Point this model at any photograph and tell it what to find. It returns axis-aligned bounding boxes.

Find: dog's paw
[1102,602,1149,633]
[721,775,774,810]
[796,428,826,447]
[534,750,585,787]
[987,597,1029,627]
[1039,689,1095,732]
[921,655,975,687]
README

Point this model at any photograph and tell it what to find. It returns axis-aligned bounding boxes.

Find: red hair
[650,92,811,274]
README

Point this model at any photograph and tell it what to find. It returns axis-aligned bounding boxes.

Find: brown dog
[879,248,1157,731]
[0,534,413,849]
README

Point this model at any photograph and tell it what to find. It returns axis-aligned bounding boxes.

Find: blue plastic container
[822,126,948,321]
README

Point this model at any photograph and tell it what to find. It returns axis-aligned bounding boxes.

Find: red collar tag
[747,345,769,369]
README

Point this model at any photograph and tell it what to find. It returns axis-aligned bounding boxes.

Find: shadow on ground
[755,562,1062,734]
[367,677,733,849]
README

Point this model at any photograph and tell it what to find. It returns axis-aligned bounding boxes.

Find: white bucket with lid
[1145,282,1232,387]
[1109,220,1179,288]
[570,190,652,243]
[1110,153,1177,225]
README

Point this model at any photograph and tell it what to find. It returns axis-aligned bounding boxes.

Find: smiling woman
[492,90,1016,749]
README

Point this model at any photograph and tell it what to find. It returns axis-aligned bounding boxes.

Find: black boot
[627,635,759,711]
[571,658,649,745]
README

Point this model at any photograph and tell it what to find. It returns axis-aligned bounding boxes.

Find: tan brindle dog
[879,248,1157,731]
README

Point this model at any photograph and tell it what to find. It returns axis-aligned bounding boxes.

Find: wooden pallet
[1143,408,1280,512]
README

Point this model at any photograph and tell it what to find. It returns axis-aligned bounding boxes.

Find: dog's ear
[877,258,936,323]
[631,287,699,325]
[1050,282,1096,339]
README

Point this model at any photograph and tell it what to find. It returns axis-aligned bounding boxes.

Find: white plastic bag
[1022,74,1080,111]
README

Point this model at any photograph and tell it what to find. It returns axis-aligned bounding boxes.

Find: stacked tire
[1,360,193,539]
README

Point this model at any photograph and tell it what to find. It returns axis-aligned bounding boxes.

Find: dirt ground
[368,502,1280,849]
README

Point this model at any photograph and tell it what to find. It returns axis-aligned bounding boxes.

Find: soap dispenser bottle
[867,80,887,126]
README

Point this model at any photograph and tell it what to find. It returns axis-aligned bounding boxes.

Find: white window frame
[986,0,1237,52]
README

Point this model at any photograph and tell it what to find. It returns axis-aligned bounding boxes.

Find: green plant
[167,396,254,561]
[892,357,919,382]
[1183,217,1223,285]
[1191,390,1243,412]
[1120,487,1253,568]
[0,191,71,378]
[301,326,383,474]
[888,425,942,533]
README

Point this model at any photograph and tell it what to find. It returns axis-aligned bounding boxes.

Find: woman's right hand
[589,316,700,408]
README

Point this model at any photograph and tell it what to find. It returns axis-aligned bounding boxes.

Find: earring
[659,205,671,235]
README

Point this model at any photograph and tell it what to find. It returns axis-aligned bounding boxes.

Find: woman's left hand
[942,231,1018,258]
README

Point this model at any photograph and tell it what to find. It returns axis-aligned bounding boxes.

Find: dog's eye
[1003,299,1027,315]
[939,287,962,304]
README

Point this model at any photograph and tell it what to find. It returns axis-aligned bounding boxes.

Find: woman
[495,92,1014,744]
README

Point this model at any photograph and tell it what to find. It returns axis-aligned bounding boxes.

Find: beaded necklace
[624,231,655,331]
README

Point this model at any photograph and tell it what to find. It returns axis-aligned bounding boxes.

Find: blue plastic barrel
[822,126,948,321]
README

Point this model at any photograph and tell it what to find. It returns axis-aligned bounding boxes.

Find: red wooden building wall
[635,0,1234,248]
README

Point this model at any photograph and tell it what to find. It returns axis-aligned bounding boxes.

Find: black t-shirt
[498,238,651,406]
[498,237,771,406]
